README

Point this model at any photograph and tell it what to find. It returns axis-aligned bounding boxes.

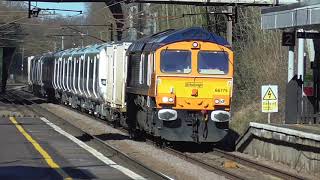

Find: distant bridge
[7,0,298,40]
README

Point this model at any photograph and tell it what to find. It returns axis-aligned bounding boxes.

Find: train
[28,27,234,143]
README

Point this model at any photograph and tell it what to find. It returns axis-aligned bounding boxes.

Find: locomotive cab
[126,27,234,143]
[156,41,233,119]
[155,41,233,142]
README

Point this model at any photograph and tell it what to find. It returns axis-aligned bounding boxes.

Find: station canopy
[261,0,320,30]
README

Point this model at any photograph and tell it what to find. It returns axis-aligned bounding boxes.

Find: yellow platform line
[9,117,72,180]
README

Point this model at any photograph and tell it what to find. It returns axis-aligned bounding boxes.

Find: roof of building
[127,27,230,53]
[261,0,320,29]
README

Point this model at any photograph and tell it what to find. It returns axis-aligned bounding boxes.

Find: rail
[9,88,309,180]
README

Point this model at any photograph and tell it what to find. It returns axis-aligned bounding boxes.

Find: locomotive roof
[127,27,230,53]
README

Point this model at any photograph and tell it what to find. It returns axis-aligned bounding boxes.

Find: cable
[0,10,26,13]
[0,37,23,42]
[0,16,27,28]
[66,0,127,18]
[63,26,106,42]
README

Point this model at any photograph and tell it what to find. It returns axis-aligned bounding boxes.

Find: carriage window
[198,51,229,75]
[160,50,191,74]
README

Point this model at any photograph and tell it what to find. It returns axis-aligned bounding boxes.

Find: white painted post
[297,30,305,121]
[297,34,305,81]
[226,6,233,46]
[288,46,294,82]
[61,36,64,50]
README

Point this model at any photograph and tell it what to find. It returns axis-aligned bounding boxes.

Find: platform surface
[272,123,320,136]
[0,117,140,180]
[249,122,320,141]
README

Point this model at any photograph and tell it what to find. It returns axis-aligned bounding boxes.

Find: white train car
[28,54,55,96]
[51,42,131,119]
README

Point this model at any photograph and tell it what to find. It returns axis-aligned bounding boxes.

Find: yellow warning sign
[263,88,277,100]
[261,85,278,113]
[262,101,278,112]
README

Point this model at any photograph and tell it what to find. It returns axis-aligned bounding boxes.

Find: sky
[31,2,87,16]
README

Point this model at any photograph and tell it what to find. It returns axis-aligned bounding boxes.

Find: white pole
[268,113,271,124]
[297,32,305,81]
[21,46,24,81]
[54,41,57,52]
[226,6,233,46]
[297,31,305,121]
[61,36,64,50]
[288,46,294,82]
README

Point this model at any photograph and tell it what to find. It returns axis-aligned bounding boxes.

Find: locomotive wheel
[129,129,137,140]
[129,129,145,141]
[155,137,166,148]
[112,120,120,128]
[80,106,86,113]
[94,113,100,119]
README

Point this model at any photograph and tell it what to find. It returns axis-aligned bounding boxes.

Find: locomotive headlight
[214,99,226,105]
[159,94,176,105]
[162,97,169,103]
[192,42,199,48]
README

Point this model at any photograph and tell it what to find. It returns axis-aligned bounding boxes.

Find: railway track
[11,88,309,180]
[163,147,247,180]
[0,92,34,117]
[210,148,306,180]
[163,146,307,180]
[2,90,170,180]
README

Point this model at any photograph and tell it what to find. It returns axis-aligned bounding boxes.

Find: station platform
[0,116,143,180]
[236,122,320,177]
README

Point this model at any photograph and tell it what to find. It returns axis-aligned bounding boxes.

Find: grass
[230,102,267,135]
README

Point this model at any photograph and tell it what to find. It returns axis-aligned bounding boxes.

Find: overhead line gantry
[7,0,299,41]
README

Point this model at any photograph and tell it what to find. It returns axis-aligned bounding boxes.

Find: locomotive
[28,27,234,143]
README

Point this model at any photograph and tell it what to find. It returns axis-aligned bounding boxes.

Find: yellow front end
[152,40,233,142]
[157,77,232,110]
[155,41,234,112]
